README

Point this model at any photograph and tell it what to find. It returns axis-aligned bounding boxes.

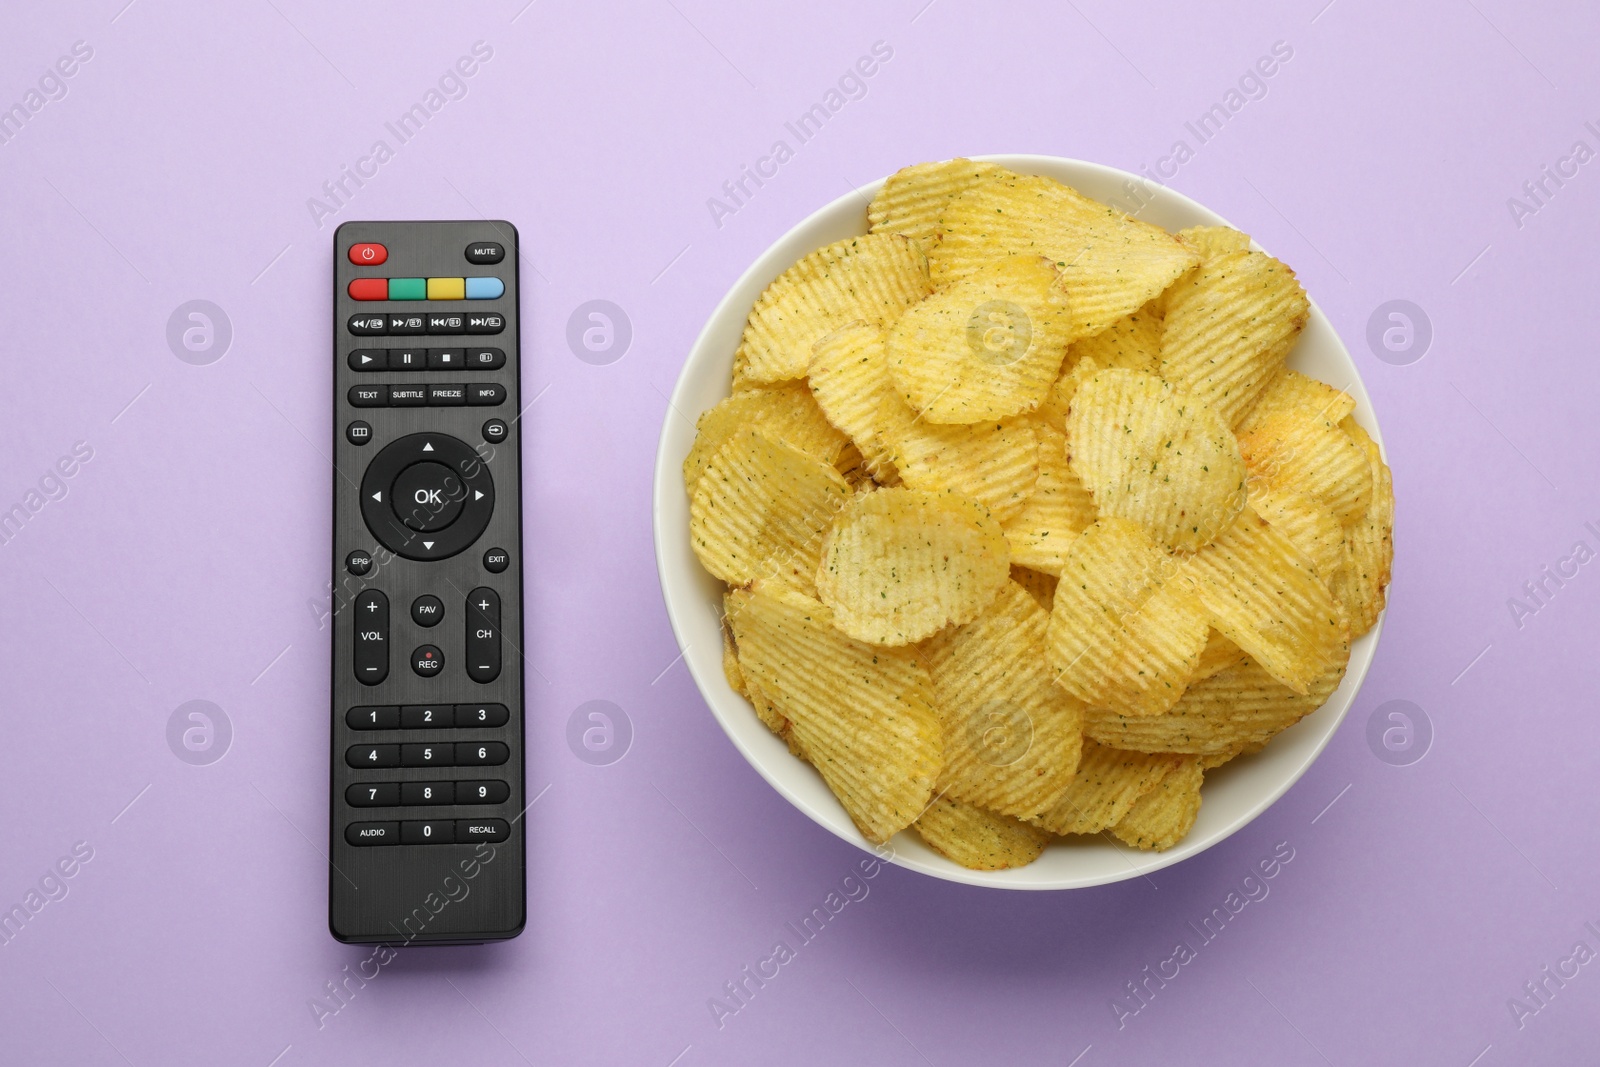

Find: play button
[391,462,465,532]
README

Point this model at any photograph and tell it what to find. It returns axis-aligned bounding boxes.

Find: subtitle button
[411,644,444,678]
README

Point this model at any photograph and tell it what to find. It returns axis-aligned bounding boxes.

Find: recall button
[454,818,509,842]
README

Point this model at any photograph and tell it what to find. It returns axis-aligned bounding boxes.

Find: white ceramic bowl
[652,155,1385,889]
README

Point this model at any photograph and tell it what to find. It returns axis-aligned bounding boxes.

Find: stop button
[348,242,388,266]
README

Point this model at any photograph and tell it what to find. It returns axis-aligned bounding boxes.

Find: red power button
[348,243,387,266]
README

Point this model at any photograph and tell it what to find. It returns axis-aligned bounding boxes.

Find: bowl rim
[652,154,1385,889]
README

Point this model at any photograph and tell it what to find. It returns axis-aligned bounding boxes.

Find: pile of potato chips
[685,159,1393,871]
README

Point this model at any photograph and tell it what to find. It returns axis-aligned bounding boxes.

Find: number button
[454,703,509,728]
[401,704,452,729]
[402,743,453,767]
[400,782,454,805]
[454,741,508,766]
[401,820,455,845]
[346,744,400,768]
[346,705,399,730]
[455,780,510,805]
[346,783,399,807]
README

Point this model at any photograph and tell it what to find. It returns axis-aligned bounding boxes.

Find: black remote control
[329,221,525,944]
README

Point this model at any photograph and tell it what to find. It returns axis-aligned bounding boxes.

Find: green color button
[387,278,426,300]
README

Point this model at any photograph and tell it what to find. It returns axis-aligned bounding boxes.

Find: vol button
[353,590,389,685]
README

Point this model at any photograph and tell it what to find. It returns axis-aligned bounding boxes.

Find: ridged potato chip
[1249,482,1343,581]
[1181,507,1348,694]
[1065,302,1162,374]
[922,581,1085,818]
[886,255,1075,423]
[1031,354,1099,432]
[1192,629,1250,683]
[915,797,1052,870]
[808,322,903,483]
[1030,740,1182,835]
[932,174,1198,338]
[1198,740,1264,770]
[683,381,850,496]
[1331,418,1393,637]
[1086,656,1346,755]
[1158,249,1309,426]
[878,399,1040,523]
[1175,225,1252,260]
[1010,564,1058,613]
[1236,369,1372,525]
[727,584,943,843]
[1002,424,1097,574]
[1047,518,1209,717]
[816,486,1009,645]
[1110,756,1203,851]
[737,234,932,383]
[722,623,747,698]
[1067,368,1247,552]
[690,429,852,595]
[868,158,1010,252]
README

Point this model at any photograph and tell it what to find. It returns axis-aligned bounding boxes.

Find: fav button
[465,277,504,299]
[348,243,387,266]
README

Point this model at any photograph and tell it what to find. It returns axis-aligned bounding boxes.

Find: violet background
[1,1,1596,1064]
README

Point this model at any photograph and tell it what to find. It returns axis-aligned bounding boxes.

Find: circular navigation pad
[359,433,494,561]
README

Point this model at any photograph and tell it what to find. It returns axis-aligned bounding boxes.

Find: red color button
[348,278,389,301]
[348,243,387,266]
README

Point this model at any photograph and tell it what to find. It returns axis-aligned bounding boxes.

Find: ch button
[465,587,501,684]
[353,590,389,685]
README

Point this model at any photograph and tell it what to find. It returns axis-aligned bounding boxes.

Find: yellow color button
[426,277,466,300]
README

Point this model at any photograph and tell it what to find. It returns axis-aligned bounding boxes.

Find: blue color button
[465,277,504,300]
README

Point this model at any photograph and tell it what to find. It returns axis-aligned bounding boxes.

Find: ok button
[391,462,465,532]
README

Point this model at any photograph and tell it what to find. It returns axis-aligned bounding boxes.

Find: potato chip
[1330,418,1393,637]
[922,581,1085,817]
[1197,740,1264,771]
[690,429,852,595]
[932,174,1198,337]
[1030,740,1181,835]
[1031,354,1099,433]
[868,158,1010,251]
[722,622,747,698]
[1064,302,1162,374]
[815,486,1009,645]
[1235,370,1371,525]
[1111,756,1203,851]
[1249,482,1343,581]
[737,234,931,383]
[1047,518,1209,716]
[727,584,943,843]
[1175,225,1252,260]
[1158,249,1309,426]
[1066,368,1247,552]
[1010,564,1058,613]
[1192,629,1250,683]
[915,797,1052,870]
[878,399,1040,523]
[1086,656,1346,755]
[1002,424,1097,573]
[683,381,850,497]
[808,322,903,483]
[1181,507,1347,694]
[886,256,1075,423]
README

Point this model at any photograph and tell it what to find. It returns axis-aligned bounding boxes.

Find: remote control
[329,221,525,944]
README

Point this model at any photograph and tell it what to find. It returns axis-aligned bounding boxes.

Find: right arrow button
[465,587,501,684]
